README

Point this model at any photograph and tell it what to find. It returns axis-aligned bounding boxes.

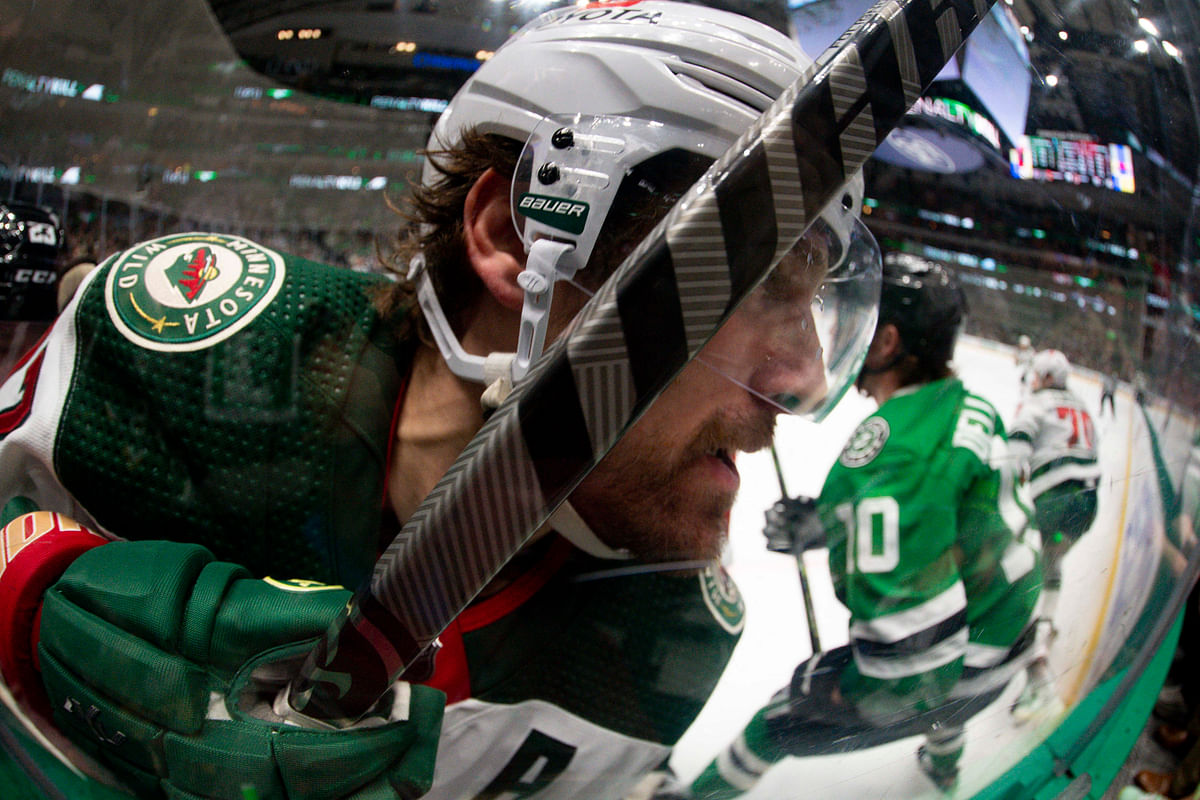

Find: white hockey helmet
[1033,349,1070,388]
[423,1,810,180]
[1018,334,1032,349]
[411,0,877,398]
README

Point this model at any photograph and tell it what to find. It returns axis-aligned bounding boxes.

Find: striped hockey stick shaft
[289,0,999,725]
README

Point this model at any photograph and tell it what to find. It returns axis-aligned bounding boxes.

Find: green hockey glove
[37,539,444,800]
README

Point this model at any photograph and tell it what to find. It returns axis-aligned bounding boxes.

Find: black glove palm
[763,495,826,554]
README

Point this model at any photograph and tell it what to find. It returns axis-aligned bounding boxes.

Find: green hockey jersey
[0,233,409,587]
[0,232,743,800]
[819,377,1042,721]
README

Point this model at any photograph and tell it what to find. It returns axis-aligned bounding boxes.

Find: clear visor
[512,113,744,279]
[509,111,882,423]
[697,215,881,422]
[559,213,881,423]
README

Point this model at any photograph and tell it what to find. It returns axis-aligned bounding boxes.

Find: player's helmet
[411,0,877,386]
[1018,334,1032,349]
[877,252,967,373]
[0,201,64,321]
[1032,349,1070,388]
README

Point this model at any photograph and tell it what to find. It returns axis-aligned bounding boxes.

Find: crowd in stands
[5,176,1199,415]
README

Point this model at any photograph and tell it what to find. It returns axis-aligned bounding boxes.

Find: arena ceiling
[0,0,1195,237]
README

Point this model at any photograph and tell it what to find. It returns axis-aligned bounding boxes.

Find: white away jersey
[1009,387,1101,498]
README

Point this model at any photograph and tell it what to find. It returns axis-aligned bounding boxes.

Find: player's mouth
[702,447,741,492]
[687,409,774,495]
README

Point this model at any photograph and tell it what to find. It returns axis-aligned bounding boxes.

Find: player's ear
[873,323,904,361]
[464,168,526,312]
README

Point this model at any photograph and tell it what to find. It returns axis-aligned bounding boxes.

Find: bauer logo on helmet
[517,193,590,235]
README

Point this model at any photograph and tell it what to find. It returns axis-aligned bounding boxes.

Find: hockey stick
[768,444,823,655]
[288,0,1000,726]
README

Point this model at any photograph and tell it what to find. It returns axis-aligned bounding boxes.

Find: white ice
[670,334,1156,799]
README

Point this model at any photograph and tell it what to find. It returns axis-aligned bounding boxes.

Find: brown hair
[379,127,713,337]
[378,129,523,337]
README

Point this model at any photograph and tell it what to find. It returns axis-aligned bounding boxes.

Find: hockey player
[1015,334,1035,396]
[690,254,1041,796]
[1009,349,1100,618]
[1007,349,1101,718]
[1100,371,1117,416]
[0,201,64,322]
[0,4,883,799]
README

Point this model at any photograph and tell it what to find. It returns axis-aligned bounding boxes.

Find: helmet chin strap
[410,239,576,409]
[409,241,631,560]
[513,239,575,382]
[548,500,634,560]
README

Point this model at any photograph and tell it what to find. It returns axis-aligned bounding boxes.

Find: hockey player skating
[1007,349,1101,720]
[690,254,1041,797]
[1015,334,1035,397]
[0,4,884,799]
[1100,370,1118,416]
[1010,349,1101,620]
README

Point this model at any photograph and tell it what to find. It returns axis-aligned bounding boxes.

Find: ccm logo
[12,269,55,284]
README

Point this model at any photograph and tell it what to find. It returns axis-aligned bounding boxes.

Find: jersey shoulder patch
[104,232,286,352]
[839,416,890,468]
[699,565,745,635]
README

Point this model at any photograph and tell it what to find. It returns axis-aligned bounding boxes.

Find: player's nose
[748,312,829,412]
[699,302,829,416]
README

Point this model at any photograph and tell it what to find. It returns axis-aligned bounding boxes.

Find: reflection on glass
[0,0,1197,798]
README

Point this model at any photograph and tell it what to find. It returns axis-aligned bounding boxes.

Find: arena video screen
[0,0,1197,799]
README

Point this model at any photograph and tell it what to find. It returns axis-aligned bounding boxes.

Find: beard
[569,406,777,564]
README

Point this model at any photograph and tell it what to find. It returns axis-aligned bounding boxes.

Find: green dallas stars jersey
[820,377,1041,720]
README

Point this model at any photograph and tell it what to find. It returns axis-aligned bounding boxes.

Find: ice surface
[670,334,1161,798]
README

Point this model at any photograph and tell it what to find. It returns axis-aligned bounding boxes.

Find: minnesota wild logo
[263,577,346,593]
[171,246,219,302]
[105,233,285,352]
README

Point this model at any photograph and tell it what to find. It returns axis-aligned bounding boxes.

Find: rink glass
[0,0,1198,798]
